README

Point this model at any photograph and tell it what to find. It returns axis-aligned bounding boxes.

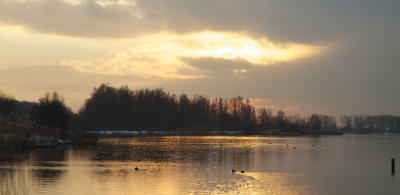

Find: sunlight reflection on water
[1,135,400,194]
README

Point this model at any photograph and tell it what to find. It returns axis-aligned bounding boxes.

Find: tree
[395,116,400,132]
[353,115,366,130]
[29,92,73,131]
[0,90,16,116]
[80,83,124,130]
[387,115,396,132]
[240,98,256,134]
[116,85,136,129]
[309,114,322,130]
[376,115,387,132]
[340,115,353,130]
[275,110,287,130]
[178,94,191,127]
[365,115,376,131]
[257,108,272,130]
[320,115,337,130]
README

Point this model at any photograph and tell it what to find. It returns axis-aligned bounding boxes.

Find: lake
[1,134,399,194]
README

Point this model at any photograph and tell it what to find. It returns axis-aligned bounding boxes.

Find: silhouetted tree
[376,115,387,132]
[29,92,72,131]
[353,115,366,130]
[240,98,256,134]
[309,114,322,130]
[320,115,337,130]
[0,90,16,116]
[258,108,272,130]
[274,110,287,130]
[365,115,376,131]
[286,114,307,132]
[80,83,125,130]
[191,95,211,127]
[340,115,353,130]
[209,98,219,127]
[14,101,37,118]
[178,94,191,127]
[387,115,396,132]
[395,116,400,132]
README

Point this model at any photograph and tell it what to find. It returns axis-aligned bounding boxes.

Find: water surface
[1,135,399,194]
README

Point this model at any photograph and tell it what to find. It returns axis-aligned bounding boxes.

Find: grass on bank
[0,114,63,149]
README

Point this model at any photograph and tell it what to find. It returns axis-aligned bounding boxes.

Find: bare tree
[353,115,366,130]
[340,115,353,130]
[257,108,272,130]
[309,114,322,130]
[274,110,287,130]
[320,115,337,130]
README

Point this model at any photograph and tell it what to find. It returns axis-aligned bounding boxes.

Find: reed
[0,114,62,149]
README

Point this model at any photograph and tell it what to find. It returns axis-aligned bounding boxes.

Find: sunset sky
[0,0,399,117]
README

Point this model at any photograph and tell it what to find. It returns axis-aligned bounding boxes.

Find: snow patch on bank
[1,134,72,146]
[86,130,243,135]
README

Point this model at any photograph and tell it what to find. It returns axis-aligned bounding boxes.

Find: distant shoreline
[82,129,345,137]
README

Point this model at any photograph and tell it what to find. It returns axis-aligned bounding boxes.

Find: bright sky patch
[59,32,327,78]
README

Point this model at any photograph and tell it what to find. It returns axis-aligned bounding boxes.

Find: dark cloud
[179,57,256,75]
[139,0,400,43]
[0,0,398,43]
[0,0,157,39]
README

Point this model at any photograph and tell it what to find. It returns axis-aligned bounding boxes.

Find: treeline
[2,85,400,136]
[76,84,340,134]
[0,91,41,119]
[257,110,338,133]
[340,115,400,133]
[78,84,258,134]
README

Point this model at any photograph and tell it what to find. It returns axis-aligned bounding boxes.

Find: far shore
[82,129,345,137]
[10,129,400,149]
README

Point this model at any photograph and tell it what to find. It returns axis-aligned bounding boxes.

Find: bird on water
[232,169,236,173]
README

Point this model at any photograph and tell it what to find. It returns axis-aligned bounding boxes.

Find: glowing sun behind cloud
[59,31,328,78]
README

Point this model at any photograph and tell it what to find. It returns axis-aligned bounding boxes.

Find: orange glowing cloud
[60,32,330,78]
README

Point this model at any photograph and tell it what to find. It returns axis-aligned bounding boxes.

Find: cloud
[58,32,327,78]
[0,0,151,39]
[1,0,398,43]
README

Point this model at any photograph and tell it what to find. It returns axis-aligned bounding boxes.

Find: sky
[0,0,399,117]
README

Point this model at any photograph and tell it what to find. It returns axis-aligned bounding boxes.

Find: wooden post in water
[392,159,395,175]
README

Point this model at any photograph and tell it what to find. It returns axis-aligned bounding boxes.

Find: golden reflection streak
[229,172,313,195]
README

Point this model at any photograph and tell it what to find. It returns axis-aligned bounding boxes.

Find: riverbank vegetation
[0,114,63,149]
[1,84,400,148]
[0,91,91,148]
